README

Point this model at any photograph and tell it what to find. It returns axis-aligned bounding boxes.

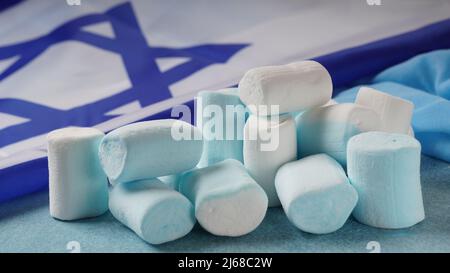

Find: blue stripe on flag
[0,0,24,12]
[315,18,450,95]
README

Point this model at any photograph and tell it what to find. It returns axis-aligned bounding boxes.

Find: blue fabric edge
[1,18,450,204]
[0,0,24,13]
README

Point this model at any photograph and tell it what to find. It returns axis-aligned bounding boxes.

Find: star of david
[0,2,249,148]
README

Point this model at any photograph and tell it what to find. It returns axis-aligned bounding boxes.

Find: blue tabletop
[0,155,449,253]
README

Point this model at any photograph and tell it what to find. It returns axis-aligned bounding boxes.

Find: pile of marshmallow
[47,61,425,245]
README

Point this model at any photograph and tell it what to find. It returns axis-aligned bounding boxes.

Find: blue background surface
[0,155,448,253]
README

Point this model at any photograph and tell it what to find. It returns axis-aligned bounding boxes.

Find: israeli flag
[1,0,449,202]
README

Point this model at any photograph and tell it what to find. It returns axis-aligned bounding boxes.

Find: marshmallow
[98,119,203,185]
[243,114,297,207]
[179,159,268,237]
[408,126,415,137]
[158,167,196,191]
[356,87,414,134]
[159,173,182,191]
[275,154,358,234]
[196,88,247,167]
[109,179,196,245]
[47,127,108,221]
[296,103,381,166]
[347,132,425,229]
[291,99,337,120]
[239,61,332,115]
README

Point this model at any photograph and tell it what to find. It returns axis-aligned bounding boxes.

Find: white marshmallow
[239,61,332,115]
[296,103,381,166]
[355,87,414,134]
[243,114,297,207]
[47,127,109,221]
[408,126,415,137]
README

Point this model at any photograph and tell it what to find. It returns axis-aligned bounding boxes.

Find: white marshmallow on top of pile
[355,87,413,134]
[355,86,415,136]
[239,61,333,207]
[239,60,333,116]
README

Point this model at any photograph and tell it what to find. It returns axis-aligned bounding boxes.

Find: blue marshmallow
[196,88,247,167]
[47,127,109,221]
[109,179,196,245]
[158,167,196,191]
[98,119,203,185]
[179,159,268,237]
[159,173,183,191]
[295,103,381,166]
[347,131,425,229]
[275,154,358,234]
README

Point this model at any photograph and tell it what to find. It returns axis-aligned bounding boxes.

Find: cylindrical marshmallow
[408,126,415,137]
[179,159,268,237]
[196,88,247,167]
[238,61,332,115]
[347,132,425,229]
[355,86,414,134]
[275,154,358,234]
[244,114,297,207]
[98,119,203,185]
[109,179,196,245]
[296,103,381,166]
[158,168,196,191]
[47,127,109,221]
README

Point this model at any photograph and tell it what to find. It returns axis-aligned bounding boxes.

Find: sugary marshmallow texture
[347,132,425,229]
[239,61,332,115]
[296,103,381,166]
[109,179,196,245]
[158,167,196,191]
[98,119,203,185]
[243,114,297,207]
[356,86,414,134]
[159,173,183,191]
[47,127,108,221]
[275,154,358,234]
[196,88,247,167]
[179,159,268,237]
